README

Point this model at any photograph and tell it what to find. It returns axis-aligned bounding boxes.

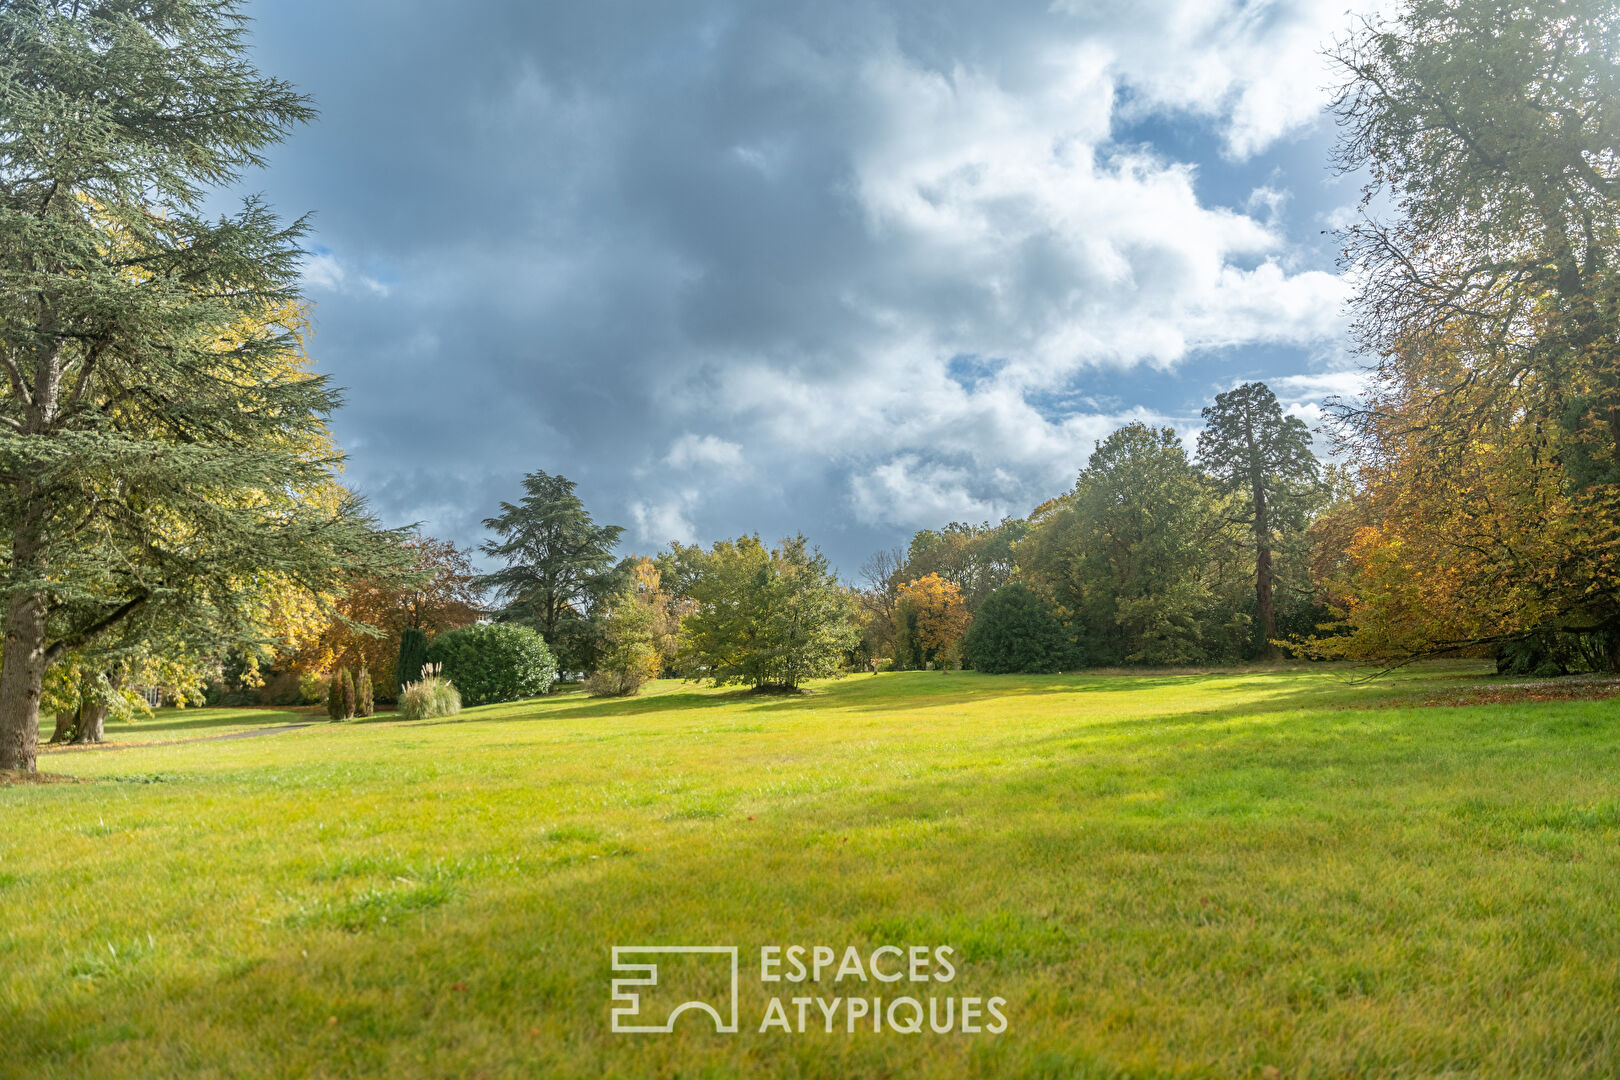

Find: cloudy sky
[231,0,1376,572]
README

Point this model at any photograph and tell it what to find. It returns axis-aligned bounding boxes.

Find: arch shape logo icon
[610,946,740,1034]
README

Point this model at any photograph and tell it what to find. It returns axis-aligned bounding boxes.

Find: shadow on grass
[414,666,1498,729]
[30,684,1609,1079]
[101,707,317,737]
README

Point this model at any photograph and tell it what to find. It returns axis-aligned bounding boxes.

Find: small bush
[427,623,556,706]
[255,670,305,706]
[298,672,329,706]
[356,665,374,717]
[585,669,646,697]
[340,668,356,718]
[398,668,461,721]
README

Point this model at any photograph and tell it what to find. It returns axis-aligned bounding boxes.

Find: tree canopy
[1018,423,1249,666]
[963,583,1072,675]
[480,470,624,669]
[679,535,859,690]
[0,0,410,771]
[1301,0,1620,668]
[1197,382,1320,655]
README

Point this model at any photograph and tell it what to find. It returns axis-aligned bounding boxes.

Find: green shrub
[326,670,345,721]
[298,672,328,706]
[427,623,556,706]
[585,669,645,697]
[396,627,429,700]
[356,665,374,718]
[340,668,356,719]
[964,584,1074,674]
[397,673,461,721]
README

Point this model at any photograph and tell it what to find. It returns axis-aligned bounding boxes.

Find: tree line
[855,386,1326,673]
[4,0,1619,773]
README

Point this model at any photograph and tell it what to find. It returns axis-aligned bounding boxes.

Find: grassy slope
[2,666,1618,1078]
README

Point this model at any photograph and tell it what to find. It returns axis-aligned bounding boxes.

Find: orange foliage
[897,573,972,663]
[294,535,484,690]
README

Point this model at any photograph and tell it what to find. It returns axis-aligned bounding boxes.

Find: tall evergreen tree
[327,672,344,722]
[395,627,430,698]
[479,471,624,650]
[1197,382,1320,656]
[0,1,408,771]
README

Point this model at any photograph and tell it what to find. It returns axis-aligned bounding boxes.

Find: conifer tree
[340,668,356,720]
[1197,382,1320,656]
[0,1,409,770]
[480,472,624,647]
[396,628,429,699]
[327,673,345,722]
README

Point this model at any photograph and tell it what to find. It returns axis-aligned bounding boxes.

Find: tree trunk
[71,698,108,745]
[71,671,117,745]
[49,708,80,745]
[1252,475,1276,659]
[0,591,49,773]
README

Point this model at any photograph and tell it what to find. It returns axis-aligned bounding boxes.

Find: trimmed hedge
[427,623,556,706]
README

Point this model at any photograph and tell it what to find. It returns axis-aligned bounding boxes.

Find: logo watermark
[610,944,1008,1035]
[610,946,740,1033]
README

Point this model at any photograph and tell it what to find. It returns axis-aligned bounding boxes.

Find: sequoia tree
[0,1,408,770]
[1197,382,1319,656]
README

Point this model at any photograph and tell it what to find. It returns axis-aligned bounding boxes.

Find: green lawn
[3,665,1618,1078]
[80,705,330,746]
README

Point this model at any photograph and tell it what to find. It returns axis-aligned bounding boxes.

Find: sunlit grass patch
[2,663,1618,1078]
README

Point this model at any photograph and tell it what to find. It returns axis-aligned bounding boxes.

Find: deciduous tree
[588,558,680,696]
[297,534,482,697]
[680,535,859,690]
[1019,423,1247,665]
[893,573,971,669]
[1308,0,1620,667]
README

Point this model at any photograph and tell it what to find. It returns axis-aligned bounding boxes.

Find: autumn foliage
[295,535,484,698]
[894,574,972,669]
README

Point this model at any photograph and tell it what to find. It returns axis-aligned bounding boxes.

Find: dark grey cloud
[231,0,1371,570]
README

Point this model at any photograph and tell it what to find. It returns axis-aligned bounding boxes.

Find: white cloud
[1050,0,1392,159]
[630,489,700,545]
[826,40,1349,389]
[850,456,1009,530]
[301,250,391,298]
[644,22,1357,529]
[1270,369,1374,404]
[664,433,747,472]
[295,0,1383,561]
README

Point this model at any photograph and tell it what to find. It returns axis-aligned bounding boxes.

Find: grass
[80,705,326,745]
[2,664,1618,1078]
